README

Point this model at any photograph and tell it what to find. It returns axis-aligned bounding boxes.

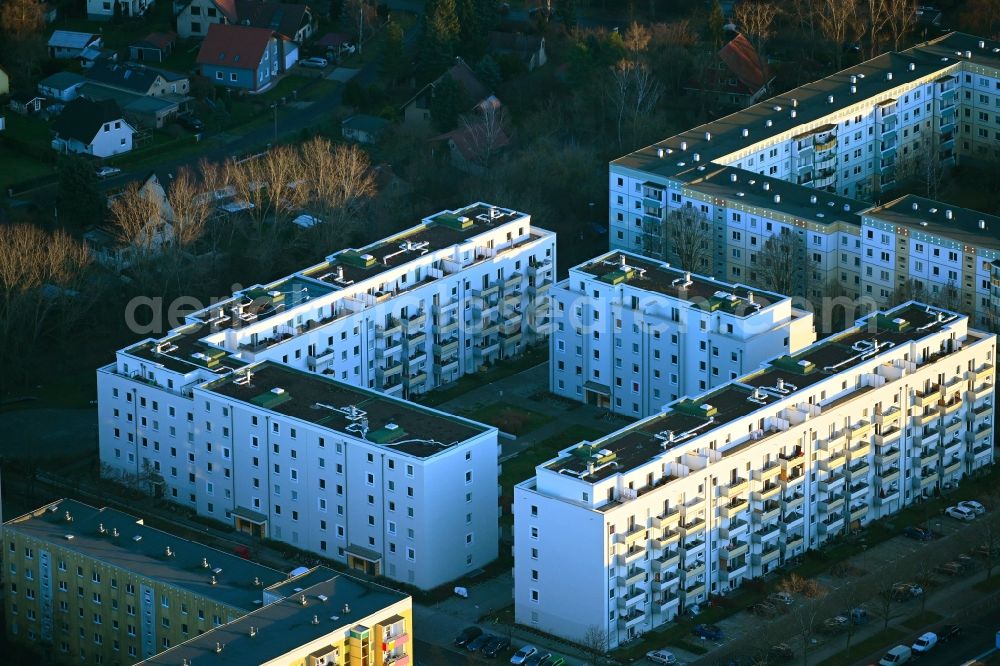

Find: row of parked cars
[453,627,566,664]
[877,625,962,665]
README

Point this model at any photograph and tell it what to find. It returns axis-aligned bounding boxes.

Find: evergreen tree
[474,54,501,88]
[555,0,577,28]
[430,75,468,132]
[56,156,105,230]
[382,21,407,83]
[419,0,461,78]
[708,0,725,47]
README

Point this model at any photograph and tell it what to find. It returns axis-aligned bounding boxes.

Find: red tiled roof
[145,31,176,49]
[214,0,239,22]
[196,24,274,70]
[718,33,767,94]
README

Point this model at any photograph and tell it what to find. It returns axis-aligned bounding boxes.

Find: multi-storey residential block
[99,361,499,590]
[142,566,411,666]
[97,203,552,589]
[3,499,407,666]
[610,32,1000,326]
[515,303,995,648]
[550,251,815,417]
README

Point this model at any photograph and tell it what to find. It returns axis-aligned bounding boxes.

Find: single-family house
[487,31,546,71]
[402,58,500,133]
[48,31,102,59]
[432,121,510,175]
[85,170,175,271]
[9,93,46,115]
[51,98,134,157]
[196,24,281,92]
[86,62,190,97]
[0,66,9,96]
[79,46,119,70]
[37,72,87,101]
[341,114,388,144]
[685,33,772,108]
[87,0,156,21]
[176,0,312,42]
[129,32,177,62]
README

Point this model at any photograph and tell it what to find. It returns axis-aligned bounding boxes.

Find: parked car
[822,615,849,633]
[935,624,962,642]
[177,115,204,132]
[945,505,976,520]
[693,624,724,640]
[483,636,511,658]
[768,592,794,605]
[454,626,482,647]
[510,645,538,664]
[903,526,934,541]
[546,657,566,666]
[96,166,121,178]
[523,653,551,666]
[468,633,495,652]
[646,649,679,664]
[959,500,986,515]
[842,607,869,624]
[878,645,911,665]
[299,56,329,69]
[892,582,923,600]
[911,632,938,653]
[937,561,964,576]
[750,601,780,617]
[766,643,794,662]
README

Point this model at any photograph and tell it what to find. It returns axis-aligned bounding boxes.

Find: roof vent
[385,423,399,431]
[730,173,738,182]
[98,523,106,535]
[65,511,73,522]
[965,50,972,58]
[317,594,329,602]
[736,192,745,197]
[827,95,834,104]
[920,221,928,227]
[705,131,712,141]
[908,62,916,71]
[312,615,320,625]
[945,209,953,220]
[254,576,261,586]
[270,387,285,395]
[249,626,257,638]
[774,194,781,204]
[850,75,857,84]
[693,153,700,162]
[215,642,224,654]
[792,98,798,107]
[742,128,749,137]
[65,534,75,541]
[980,219,987,230]
[980,40,986,49]
[929,207,938,213]
[763,182,770,191]
[886,72,893,81]
[680,141,687,151]
[342,603,351,614]
[844,204,851,212]
[212,567,223,575]
[165,546,173,557]
[300,595,308,606]
[912,202,919,211]
[773,105,782,112]
[791,110,797,118]
[203,557,210,568]
[809,195,817,204]
[851,85,857,94]
[112,528,119,538]
[132,535,142,542]
[656,147,665,158]
[765,119,773,127]
[210,575,217,585]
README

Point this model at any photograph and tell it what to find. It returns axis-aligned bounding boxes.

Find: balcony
[479,320,500,337]
[973,422,993,442]
[433,318,458,336]
[967,363,994,383]
[780,449,806,470]
[376,319,402,338]
[918,449,939,467]
[942,438,963,457]
[846,461,870,479]
[969,383,994,401]
[724,542,749,560]
[968,442,992,462]
[915,386,941,408]
[616,524,648,547]
[655,593,681,615]
[719,518,749,540]
[651,508,682,530]
[819,473,845,493]
[819,515,845,535]
[679,517,706,538]
[433,338,459,357]
[849,441,871,459]
[653,529,680,550]
[876,447,900,465]
[404,331,426,350]
[940,398,962,416]
[874,426,901,446]
[720,498,749,519]
[754,501,781,523]
[472,284,499,299]
[876,406,902,427]
[618,568,646,587]
[753,546,781,567]
[721,478,749,499]
[876,488,900,505]
[528,280,552,298]
[944,417,962,437]
[619,545,646,565]
[849,503,869,523]
[753,482,782,502]
[972,402,993,421]
[784,535,805,552]
[752,523,780,543]
[915,409,940,427]
[402,311,426,329]
[782,469,805,489]
[618,609,646,629]
[821,452,847,471]
[376,338,403,358]
[942,458,962,477]
[782,493,805,511]
[681,560,706,578]
[920,428,940,447]
[918,471,939,489]
[783,512,805,529]
[848,481,869,501]
[756,461,782,483]
[617,588,646,610]
[683,583,706,600]
[377,361,403,379]
[848,420,872,440]
[403,372,427,388]
[652,551,680,572]
[878,467,900,485]
[820,496,845,513]
[680,538,706,558]
[432,298,459,316]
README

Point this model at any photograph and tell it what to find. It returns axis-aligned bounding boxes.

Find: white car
[945,505,976,521]
[911,631,938,653]
[959,500,986,515]
[96,166,121,178]
[768,591,794,605]
[510,645,537,664]
[646,649,679,664]
[299,57,329,69]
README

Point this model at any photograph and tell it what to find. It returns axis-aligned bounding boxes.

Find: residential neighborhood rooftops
[196,24,274,70]
[86,62,186,93]
[48,30,101,49]
[864,195,1000,249]
[132,31,177,50]
[141,568,408,665]
[6,499,285,610]
[543,303,966,482]
[235,0,311,40]
[341,114,389,134]
[575,250,782,312]
[51,98,127,144]
[202,362,491,456]
[718,33,768,95]
[37,71,87,91]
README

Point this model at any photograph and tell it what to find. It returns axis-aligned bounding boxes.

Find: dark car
[454,626,482,647]
[482,636,510,658]
[936,624,962,642]
[693,624,724,640]
[766,643,794,662]
[177,115,204,132]
[467,633,494,652]
[903,526,933,541]
[523,653,552,666]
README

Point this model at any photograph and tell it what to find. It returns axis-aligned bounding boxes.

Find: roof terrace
[203,362,490,456]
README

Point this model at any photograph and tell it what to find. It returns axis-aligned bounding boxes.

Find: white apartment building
[99,360,499,590]
[550,250,815,417]
[610,32,1000,325]
[96,203,551,589]
[515,302,995,648]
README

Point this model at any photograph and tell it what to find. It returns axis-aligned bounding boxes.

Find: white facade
[53,117,134,158]
[96,203,554,589]
[516,303,995,648]
[550,251,815,417]
[610,32,1000,325]
[87,0,155,20]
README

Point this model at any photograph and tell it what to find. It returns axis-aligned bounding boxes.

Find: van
[912,632,938,653]
[879,645,912,665]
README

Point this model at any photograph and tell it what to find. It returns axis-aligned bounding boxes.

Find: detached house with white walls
[51,98,134,157]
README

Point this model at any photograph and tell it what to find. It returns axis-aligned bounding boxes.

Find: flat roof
[141,568,408,665]
[614,33,999,180]
[577,251,781,312]
[6,500,285,610]
[546,303,965,482]
[203,362,489,456]
[126,325,248,375]
[865,195,1000,249]
[302,203,531,286]
[191,276,336,333]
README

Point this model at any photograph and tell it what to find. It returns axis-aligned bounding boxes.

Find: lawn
[815,627,905,666]
[463,402,548,436]
[900,610,943,630]
[415,345,548,407]
[4,112,53,146]
[0,145,55,194]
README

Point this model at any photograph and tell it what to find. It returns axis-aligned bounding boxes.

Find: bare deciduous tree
[459,105,509,175]
[623,21,651,58]
[757,228,806,298]
[109,181,168,259]
[816,0,859,70]
[581,624,609,666]
[298,138,377,250]
[666,207,713,271]
[884,0,916,50]
[733,1,780,57]
[607,60,662,149]
[167,167,213,250]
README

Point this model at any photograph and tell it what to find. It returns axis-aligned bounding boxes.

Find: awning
[583,380,611,396]
[346,544,382,563]
[232,506,268,524]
